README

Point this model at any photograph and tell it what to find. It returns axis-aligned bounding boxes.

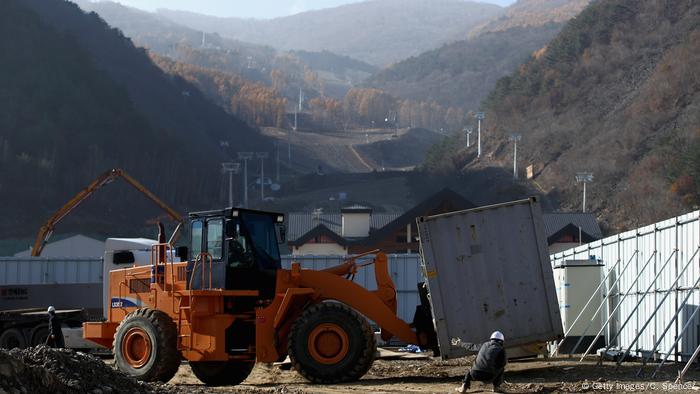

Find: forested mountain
[365,0,590,111]
[469,0,591,36]
[0,0,269,237]
[366,23,562,110]
[156,0,504,66]
[440,0,699,231]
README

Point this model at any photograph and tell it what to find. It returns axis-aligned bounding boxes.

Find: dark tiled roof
[542,213,603,240]
[288,224,350,247]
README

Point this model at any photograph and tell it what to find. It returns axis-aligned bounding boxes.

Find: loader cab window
[240,212,281,269]
[226,221,254,268]
[191,220,203,258]
[207,218,224,260]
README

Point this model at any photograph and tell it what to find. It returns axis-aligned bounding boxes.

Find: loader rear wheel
[189,360,254,386]
[288,302,376,383]
[113,308,180,382]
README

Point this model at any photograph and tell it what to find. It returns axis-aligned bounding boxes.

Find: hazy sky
[107,0,516,19]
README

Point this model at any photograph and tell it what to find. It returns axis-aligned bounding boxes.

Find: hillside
[156,0,504,66]
[364,0,590,111]
[0,0,269,238]
[469,0,591,36]
[366,23,562,110]
[474,0,700,230]
[74,1,378,100]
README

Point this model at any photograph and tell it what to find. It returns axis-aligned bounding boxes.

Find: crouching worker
[45,306,65,348]
[456,331,506,393]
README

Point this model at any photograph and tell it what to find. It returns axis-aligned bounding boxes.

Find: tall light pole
[510,134,521,179]
[275,142,280,183]
[221,162,240,207]
[237,152,253,208]
[464,127,473,147]
[475,112,485,158]
[256,152,269,201]
[576,172,594,212]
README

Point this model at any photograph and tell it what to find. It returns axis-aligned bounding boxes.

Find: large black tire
[189,360,255,386]
[113,308,181,382]
[288,302,376,383]
[0,328,26,349]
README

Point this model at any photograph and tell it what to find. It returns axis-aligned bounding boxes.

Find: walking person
[45,306,65,348]
[456,331,507,393]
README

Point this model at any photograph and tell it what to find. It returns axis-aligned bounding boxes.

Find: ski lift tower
[475,112,485,158]
[510,134,521,179]
[575,172,594,212]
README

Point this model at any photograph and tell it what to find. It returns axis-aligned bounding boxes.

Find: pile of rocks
[0,346,171,394]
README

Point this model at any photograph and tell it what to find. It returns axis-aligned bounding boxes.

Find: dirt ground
[167,354,700,394]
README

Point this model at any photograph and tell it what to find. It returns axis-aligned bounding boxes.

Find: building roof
[542,213,603,241]
[287,212,401,243]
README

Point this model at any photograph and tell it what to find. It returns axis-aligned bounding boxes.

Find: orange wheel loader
[83,207,435,386]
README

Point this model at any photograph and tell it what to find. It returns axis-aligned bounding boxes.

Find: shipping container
[417,197,564,359]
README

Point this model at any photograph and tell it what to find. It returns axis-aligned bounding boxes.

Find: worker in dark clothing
[456,331,507,393]
[45,306,65,348]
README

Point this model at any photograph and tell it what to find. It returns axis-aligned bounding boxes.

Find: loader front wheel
[113,308,180,382]
[189,360,254,386]
[288,302,376,383]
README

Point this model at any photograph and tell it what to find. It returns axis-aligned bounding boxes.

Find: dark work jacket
[48,314,64,346]
[472,340,506,375]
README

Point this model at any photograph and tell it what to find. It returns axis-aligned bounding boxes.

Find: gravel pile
[0,346,172,394]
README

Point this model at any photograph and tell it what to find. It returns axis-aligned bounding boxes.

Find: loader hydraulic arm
[31,168,183,256]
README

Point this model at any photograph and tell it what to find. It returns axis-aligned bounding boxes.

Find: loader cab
[187,208,285,298]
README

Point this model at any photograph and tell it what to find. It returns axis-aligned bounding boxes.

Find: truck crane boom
[31,168,183,256]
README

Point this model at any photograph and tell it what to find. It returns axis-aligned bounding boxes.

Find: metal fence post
[649,303,700,378]
[614,247,700,367]
[596,251,658,364]
[580,250,653,361]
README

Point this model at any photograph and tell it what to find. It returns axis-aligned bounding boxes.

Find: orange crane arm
[31,168,183,256]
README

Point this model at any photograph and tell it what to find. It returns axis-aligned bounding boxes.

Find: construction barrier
[551,210,700,376]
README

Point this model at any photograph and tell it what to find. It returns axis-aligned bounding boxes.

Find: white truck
[0,238,178,350]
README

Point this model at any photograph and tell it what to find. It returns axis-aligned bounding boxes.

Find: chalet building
[287,189,475,255]
[542,213,603,254]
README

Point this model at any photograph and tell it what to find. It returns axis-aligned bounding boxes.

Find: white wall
[15,235,105,258]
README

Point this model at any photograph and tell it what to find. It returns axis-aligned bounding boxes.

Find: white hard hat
[47,306,55,313]
[490,331,504,341]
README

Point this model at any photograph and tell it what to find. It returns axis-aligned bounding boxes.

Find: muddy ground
[168,354,700,394]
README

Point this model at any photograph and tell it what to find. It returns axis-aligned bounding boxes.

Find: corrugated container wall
[551,211,700,361]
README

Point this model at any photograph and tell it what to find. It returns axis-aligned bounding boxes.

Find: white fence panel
[551,211,700,361]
